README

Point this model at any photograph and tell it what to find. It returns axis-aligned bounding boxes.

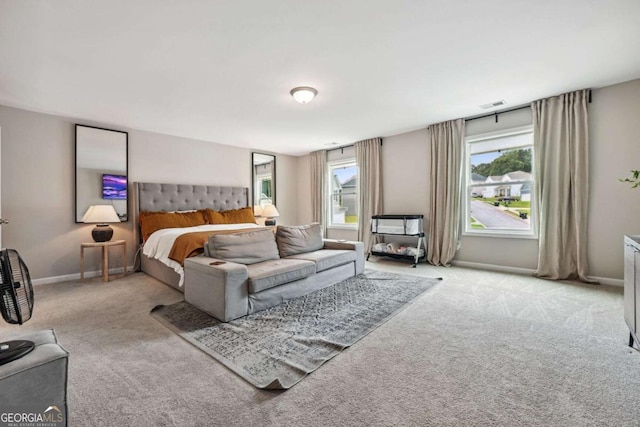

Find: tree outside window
[464,126,536,237]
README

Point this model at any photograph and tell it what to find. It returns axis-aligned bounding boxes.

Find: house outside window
[328,160,358,228]
[463,125,536,237]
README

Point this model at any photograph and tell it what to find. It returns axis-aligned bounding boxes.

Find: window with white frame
[463,125,535,237]
[328,160,358,228]
[255,175,272,206]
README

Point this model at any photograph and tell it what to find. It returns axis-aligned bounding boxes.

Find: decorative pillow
[208,229,279,264]
[139,210,206,241]
[203,207,257,225]
[275,223,324,258]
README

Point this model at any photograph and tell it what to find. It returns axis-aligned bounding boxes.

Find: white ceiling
[1,1,639,156]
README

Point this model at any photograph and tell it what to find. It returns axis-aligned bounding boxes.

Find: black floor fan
[0,249,35,366]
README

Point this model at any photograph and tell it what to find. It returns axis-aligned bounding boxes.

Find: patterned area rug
[150,270,442,389]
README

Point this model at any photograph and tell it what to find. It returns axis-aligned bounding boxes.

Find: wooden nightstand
[80,240,127,282]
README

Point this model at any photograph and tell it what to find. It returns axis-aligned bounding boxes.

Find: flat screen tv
[102,174,127,200]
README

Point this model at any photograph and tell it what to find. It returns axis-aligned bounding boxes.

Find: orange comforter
[168,227,269,264]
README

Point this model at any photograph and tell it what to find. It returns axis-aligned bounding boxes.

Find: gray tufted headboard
[134,182,249,244]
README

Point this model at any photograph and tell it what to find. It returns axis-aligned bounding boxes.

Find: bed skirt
[141,254,183,292]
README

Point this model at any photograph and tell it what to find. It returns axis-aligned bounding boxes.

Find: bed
[134,182,261,291]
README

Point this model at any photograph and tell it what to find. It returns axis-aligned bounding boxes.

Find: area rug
[150,270,442,389]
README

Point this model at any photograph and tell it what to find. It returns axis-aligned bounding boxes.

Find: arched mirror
[75,125,128,222]
[252,153,276,209]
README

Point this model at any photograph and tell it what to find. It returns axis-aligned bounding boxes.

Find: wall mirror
[252,153,276,208]
[75,125,128,223]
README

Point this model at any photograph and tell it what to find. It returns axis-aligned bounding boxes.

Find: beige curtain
[355,138,383,251]
[427,119,465,266]
[310,150,328,236]
[533,89,591,281]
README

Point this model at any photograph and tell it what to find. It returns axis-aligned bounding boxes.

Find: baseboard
[32,265,136,286]
[34,261,623,288]
[451,260,623,287]
[451,260,536,276]
[587,275,624,287]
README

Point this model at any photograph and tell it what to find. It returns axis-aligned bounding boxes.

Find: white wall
[382,129,430,218]
[457,107,539,270]
[373,112,540,271]
[1,106,82,281]
[294,78,640,281]
[588,79,640,280]
[457,79,640,280]
[0,105,297,281]
[296,154,312,225]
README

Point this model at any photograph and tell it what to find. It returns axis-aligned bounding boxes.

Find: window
[256,176,272,206]
[328,160,358,228]
[463,125,535,237]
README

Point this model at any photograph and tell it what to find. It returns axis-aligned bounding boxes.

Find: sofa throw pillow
[276,223,324,258]
[208,229,280,264]
[203,207,257,225]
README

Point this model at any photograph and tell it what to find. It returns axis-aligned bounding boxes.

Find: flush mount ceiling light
[290,86,318,104]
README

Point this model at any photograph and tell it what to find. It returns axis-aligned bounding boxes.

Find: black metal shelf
[369,250,426,265]
[368,214,426,268]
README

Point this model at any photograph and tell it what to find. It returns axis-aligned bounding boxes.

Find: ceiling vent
[480,100,506,109]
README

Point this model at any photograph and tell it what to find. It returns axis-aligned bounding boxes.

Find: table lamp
[81,205,120,242]
[261,204,280,226]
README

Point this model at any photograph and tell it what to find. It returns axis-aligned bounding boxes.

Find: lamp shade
[81,205,120,224]
[253,205,263,217]
[261,204,279,218]
[82,205,120,242]
[290,87,317,104]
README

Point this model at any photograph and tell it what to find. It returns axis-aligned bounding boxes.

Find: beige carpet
[1,260,639,426]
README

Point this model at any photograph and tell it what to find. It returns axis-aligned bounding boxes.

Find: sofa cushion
[285,249,356,273]
[276,223,324,258]
[247,259,316,293]
[208,229,279,265]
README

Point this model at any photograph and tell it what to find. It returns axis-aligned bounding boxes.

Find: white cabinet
[623,235,640,349]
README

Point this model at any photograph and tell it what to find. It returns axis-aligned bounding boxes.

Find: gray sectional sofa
[184,223,364,322]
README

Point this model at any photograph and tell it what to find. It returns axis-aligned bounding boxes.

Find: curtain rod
[465,89,592,123]
[325,137,383,154]
[326,143,354,153]
[465,105,530,123]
